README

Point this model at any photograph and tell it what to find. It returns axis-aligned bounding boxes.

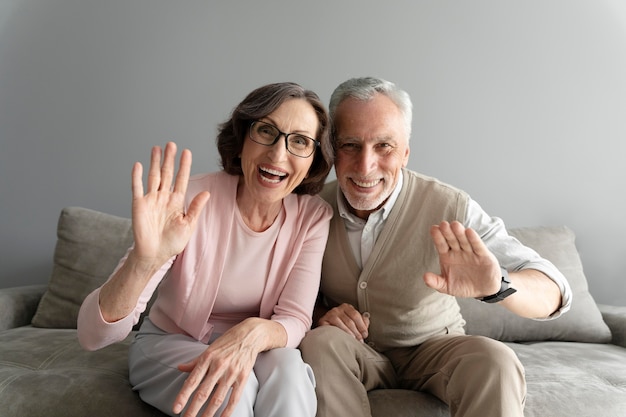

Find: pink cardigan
[78,171,332,350]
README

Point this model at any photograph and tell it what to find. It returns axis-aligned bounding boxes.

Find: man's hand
[425,221,563,318]
[423,221,502,299]
[318,303,370,342]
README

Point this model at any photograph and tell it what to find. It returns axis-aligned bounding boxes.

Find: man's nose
[355,147,377,172]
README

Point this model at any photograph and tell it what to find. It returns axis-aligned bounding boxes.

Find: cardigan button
[359,281,368,289]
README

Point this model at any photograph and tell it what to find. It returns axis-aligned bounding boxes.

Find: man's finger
[430,224,451,254]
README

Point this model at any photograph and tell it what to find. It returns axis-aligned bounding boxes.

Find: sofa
[1,206,625,417]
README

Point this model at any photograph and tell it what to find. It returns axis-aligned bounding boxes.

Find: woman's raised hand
[130,142,210,268]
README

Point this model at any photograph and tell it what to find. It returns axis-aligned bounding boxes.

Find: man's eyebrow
[336,136,359,143]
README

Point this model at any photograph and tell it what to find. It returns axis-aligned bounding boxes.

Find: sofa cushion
[0,326,165,417]
[508,341,626,417]
[458,225,612,343]
[31,207,133,328]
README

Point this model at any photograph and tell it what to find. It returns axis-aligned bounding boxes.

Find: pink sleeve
[77,248,173,351]
[77,287,138,351]
[272,202,332,348]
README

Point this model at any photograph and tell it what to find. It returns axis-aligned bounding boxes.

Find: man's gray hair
[329,77,413,138]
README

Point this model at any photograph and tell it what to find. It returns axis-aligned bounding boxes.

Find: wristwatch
[478,267,517,303]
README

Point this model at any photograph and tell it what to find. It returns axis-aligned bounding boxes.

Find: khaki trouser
[300,326,525,417]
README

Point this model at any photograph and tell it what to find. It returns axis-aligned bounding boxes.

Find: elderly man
[299,77,572,417]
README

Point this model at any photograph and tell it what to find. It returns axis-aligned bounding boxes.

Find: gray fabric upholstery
[599,304,626,348]
[513,341,626,416]
[0,284,46,331]
[1,206,626,417]
[0,326,164,417]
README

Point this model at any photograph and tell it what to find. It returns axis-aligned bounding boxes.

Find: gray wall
[1,1,625,305]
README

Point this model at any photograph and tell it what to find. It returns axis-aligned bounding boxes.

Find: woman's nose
[267,136,289,160]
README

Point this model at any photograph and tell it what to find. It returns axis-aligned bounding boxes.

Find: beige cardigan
[320,169,469,351]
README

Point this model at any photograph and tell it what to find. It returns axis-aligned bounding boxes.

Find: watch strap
[478,267,517,303]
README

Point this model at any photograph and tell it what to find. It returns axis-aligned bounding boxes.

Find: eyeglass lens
[250,122,316,157]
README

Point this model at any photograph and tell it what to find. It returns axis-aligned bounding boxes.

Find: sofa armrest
[0,285,47,331]
[598,304,626,348]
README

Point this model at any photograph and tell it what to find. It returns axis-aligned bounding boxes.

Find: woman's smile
[258,165,288,184]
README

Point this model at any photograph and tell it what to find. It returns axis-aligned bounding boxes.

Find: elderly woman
[77,82,334,417]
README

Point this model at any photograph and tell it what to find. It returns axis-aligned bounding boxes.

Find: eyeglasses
[249,121,319,158]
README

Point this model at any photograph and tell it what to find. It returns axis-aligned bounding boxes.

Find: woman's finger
[131,162,144,200]
[159,142,177,193]
[173,358,207,415]
[173,147,192,197]
[147,146,162,193]
[219,380,246,417]
[199,381,230,417]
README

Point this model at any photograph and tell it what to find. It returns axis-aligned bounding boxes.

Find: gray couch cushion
[458,225,612,343]
[31,207,133,328]
[509,341,626,417]
[0,326,164,417]
[0,285,46,330]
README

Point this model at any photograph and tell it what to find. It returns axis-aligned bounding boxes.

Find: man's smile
[350,178,382,188]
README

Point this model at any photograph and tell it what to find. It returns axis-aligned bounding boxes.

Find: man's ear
[402,145,410,167]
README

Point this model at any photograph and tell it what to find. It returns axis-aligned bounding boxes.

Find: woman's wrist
[238,318,288,351]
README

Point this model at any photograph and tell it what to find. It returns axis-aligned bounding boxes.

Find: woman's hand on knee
[173,346,252,417]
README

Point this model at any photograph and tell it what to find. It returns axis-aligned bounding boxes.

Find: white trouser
[128,319,317,417]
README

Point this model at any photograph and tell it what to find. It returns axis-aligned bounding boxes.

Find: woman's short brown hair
[217,82,333,195]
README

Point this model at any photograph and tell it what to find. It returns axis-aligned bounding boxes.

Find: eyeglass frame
[248,121,320,158]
